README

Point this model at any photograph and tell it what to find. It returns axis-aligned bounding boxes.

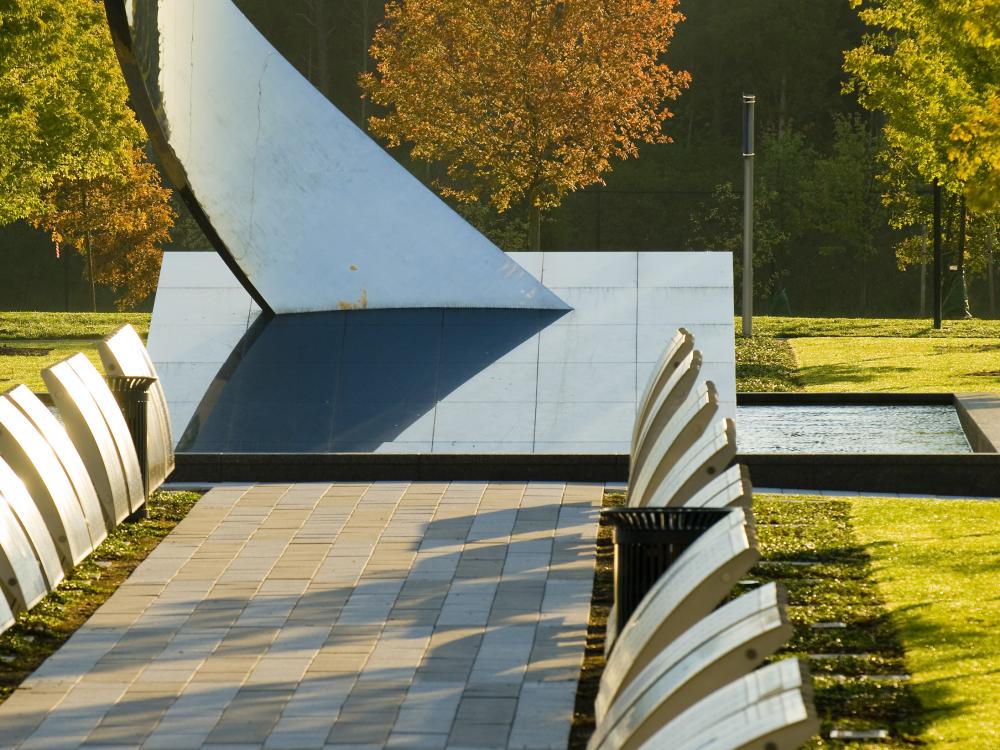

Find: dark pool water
[735,405,972,454]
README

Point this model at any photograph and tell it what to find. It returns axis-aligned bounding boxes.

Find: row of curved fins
[0,326,174,634]
[594,327,817,749]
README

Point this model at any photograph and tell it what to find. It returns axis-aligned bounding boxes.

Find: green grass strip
[747,317,1000,339]
[0,490,201,705]
[0,313,150,341]
[753,495,924,748]
[850,498,1000,750]
[736,335,803,392]
[789,337,1000,393]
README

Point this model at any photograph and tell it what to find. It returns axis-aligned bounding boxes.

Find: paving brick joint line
[0,481,604,750]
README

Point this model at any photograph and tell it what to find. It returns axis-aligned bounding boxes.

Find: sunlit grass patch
[850,498,1000,750]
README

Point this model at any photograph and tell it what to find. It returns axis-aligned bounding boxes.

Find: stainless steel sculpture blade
[104,0,567,314]
[590,584,792,750]
[0,399,93,569]
[0,459,64,591]
[42,358,134,525]
[4,386,109,543]
[628,380,718,508]
[99,325,174,492]
[600,508,759,703]
[0,469,49,612]
[637,659,819,750]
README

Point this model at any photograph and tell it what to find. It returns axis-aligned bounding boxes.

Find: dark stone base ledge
[737,392,955,405]
[171,452,630,483]
[170,451,1000,498]
[741,453,1000,498]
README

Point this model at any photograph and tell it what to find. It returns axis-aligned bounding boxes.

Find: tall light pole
[933,178,942,329]
[741,95,755,337]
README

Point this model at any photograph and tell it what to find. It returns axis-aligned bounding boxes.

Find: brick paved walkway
[0,482,602,750]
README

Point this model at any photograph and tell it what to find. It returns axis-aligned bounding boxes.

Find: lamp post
[741,95,755,338]
[933,178,942,329]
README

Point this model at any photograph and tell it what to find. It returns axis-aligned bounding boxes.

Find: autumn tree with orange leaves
[33,148,176,311]
[361,0,689,249]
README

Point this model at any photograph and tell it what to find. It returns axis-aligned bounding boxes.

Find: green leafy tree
[803,116,887,312]
[686,182,788,308]
[844,0,1000,315]
[0,0,142,225]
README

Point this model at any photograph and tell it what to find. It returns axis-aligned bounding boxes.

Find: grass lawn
[850,498,1000,750]
[737,316,1000,393]
[790,338,1000,392]
[0,312,149,393]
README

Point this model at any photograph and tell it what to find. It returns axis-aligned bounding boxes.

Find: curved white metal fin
[0,459,64,591]
[43,360,133,526]
[0,399,93,569]
[598,508,759,713]
[591,584,791,750]
[0,479,49,612]
[5,386,109,544]
[99,325,174,492]
[637,659,817,750]
[629,381,718,508]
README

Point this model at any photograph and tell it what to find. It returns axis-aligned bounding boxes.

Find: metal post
[741,95,755,337]
[933,178,942,329]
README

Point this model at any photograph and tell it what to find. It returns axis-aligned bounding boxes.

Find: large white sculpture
[105,0,566,314]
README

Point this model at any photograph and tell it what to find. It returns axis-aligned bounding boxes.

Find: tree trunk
[920,260,927,318]
[956,195,971,318]
[989,232,996,318]
[81,184,96,312]
[528,204,541,251]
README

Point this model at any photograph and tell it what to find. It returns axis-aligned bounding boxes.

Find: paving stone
[0,482,599,750]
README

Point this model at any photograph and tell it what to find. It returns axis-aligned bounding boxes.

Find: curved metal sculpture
[3,386,109,542]
[0,459,64,591]
[103,0,566,315]
[600,508,759,704]
[42,356,143,524]
[638,418,738,508]
[99,325,174,493]
[636,659,818,750]
[0,399,94,569]
[628,381,719,508]
[679,464,753,509]
[0,472,49,613]
[590,584,791,750]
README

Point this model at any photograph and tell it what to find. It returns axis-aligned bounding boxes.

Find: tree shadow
[796,362,918,388]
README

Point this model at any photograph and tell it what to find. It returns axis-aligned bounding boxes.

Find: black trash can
[108,375,158,518]
[603,507,735,634]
